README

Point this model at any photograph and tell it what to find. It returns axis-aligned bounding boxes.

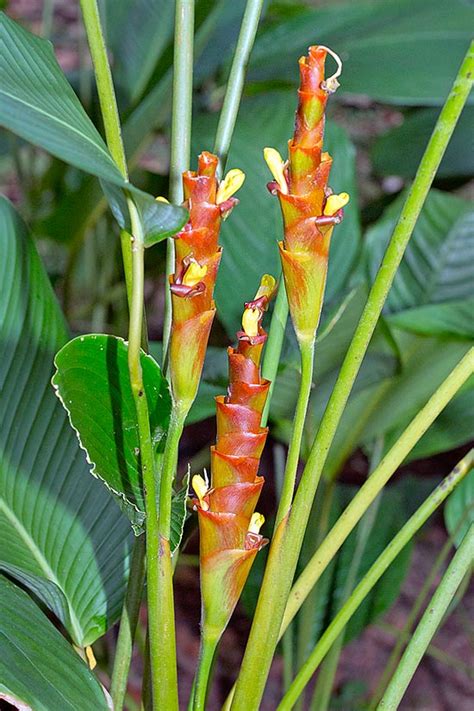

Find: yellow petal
[155,196,170,203]
[242,306,260,338]
[182,260,207,286]
[216,168,245,204]
[192,474,209,510]
[255,274,276,301]
[324,192,349,216]
[263,147,288,194]
[248,512,265,535]
[85,645,97,670]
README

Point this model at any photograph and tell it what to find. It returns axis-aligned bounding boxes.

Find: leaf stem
[261,279,289,427]
[230,42,474,710]
[275,338,314,526]
[276,452,474,709]
[377,522,474,710]
[213,0,265,174]
[163,0,195,368]
[110,534,146,710]
[79,0,128,179]
[281,351,473,634]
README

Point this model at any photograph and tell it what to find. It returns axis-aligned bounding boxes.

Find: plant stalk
[275,339,314,526]
[261,279,289,427]
[276,452,473,709]
[192,633,219,711]
[281,352,473,633]
[78,4,150,706]
[230,43,474,710]
[213,0,265,174]
[377,522,474,710]
[163,0,195,368]
[110,534,146,709]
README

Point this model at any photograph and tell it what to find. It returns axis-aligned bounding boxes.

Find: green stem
[192,633,219,711]
[78,4,150,706]
[282,352,473,634]
[163,0,195,369]
[213,0,265,174]
[309,438,384,711]
[110,534,146,710]
[261,279,289,427]
[125,199,176,711]
[230,43,474,710]
[79,0,128,179]
[276,452,474,710]
[275,339,314,527]
[369,506,473,708]
[377,523,474,710]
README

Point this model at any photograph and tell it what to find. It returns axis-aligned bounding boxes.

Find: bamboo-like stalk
[162,0,195,368]
[230,42,474,710]
[213,0,265,174]
[276,452,474,709]
[377,523,474,710]
[78,3,147,708]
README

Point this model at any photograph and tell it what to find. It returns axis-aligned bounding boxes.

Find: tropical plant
[0,1,473,710]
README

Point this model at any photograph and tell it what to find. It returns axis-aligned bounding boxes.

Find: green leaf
[0,13,187,244]
[250,0,474,106]
[0,197,132,646]
[100,180,188,246]
[0,576,110,711]
[193,93,360,336]
[387,298,474,340]
[445,465,474,548]
[373,107,474,179]
[364,191,473,313]
[52,334,172,533]
[0,12,123,185]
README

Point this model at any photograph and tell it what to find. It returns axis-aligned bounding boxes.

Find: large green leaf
[0,197,132,646]
[193,93,360,336]
[0,576,110,711]
[364,191,473,313]
[387,298,474,340]
[0,13,187,244]
[0,12,123,185]
[250,0,474,106]
[52,334,171,533]
[373,107,474,179]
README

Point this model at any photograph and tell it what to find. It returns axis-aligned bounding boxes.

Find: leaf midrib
[0,497,83,643]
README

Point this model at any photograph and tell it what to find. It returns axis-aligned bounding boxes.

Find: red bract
[169,152,244,410]
[265,45,349,345]
[192,275,275,638]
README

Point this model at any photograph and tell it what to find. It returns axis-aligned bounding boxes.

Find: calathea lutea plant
[0,1,472,710]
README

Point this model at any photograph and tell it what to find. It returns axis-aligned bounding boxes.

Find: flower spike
[168,152,245,411]
[194,276,275,639]
[265,45,350,345]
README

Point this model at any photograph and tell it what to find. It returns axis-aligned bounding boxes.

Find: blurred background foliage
[1,0,473,696]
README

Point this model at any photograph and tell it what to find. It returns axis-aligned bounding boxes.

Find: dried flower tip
[319,45,343,94]
[155,195,170,203]
[255,274,277,301]
[192,474,209,510]
[242,306,261,338]
[263,147,288,194]
[324,192,349,216]
[248,512,265,535]
[182,260,207,287]
[216,168,246,204]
